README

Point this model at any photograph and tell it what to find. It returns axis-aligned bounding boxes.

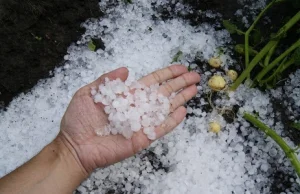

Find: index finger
[138,65,188,86]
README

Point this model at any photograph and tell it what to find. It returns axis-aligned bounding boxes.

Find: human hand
[58,65,200,175]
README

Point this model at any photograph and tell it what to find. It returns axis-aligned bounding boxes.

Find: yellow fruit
[208,75,226,91]
[208,57,222,68]
[209,122,221,133]
[227,70,238,81]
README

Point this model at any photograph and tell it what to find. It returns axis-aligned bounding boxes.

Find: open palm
[59,65,200,174]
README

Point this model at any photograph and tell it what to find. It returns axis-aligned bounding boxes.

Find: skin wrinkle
[79,146,96,172]
[60,131,89,176]
[170,93,186,113]
[169,102,176,113]
[170,113,180,126]
[167,66,176,78]
[181,73,190,87]
[64,125,93,172]
[77,119,90,140]
[163,82,175,96]
[178,92,188,104]
[95,143,111,168]
[152,71,163,84]
[158,123,168,139]
[110,138,124,163]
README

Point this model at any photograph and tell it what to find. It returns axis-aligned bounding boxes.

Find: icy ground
[0,0,299,194]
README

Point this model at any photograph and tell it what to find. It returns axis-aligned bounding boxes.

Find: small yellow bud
[208,75,226,91]
[227,70,238,81]
[209,122,221,133]
[208,57,222,68]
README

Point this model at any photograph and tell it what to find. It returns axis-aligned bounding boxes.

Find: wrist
[54,134,89,179]
[0,133,89,194]
[30,135,89,193]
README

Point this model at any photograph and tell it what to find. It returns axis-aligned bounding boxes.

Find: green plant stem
[236,29,245,35]
[230,40,277,90]
[255,39,300,82]
[244,113,300,178]
[261,58,294,84]
[230,11,300,91]
[275,11,300,39]
[280,59,296,72]
[244,0,277,68]
[264,41,279,67]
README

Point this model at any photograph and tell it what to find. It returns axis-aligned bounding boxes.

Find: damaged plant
[223,0,300,90]
[222,0,300,179]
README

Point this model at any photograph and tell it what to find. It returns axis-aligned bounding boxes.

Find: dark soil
[0,0,103,107]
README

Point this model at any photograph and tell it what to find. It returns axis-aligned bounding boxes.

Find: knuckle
[180,93,188,103]
[152,72,162,82]
[160,123,168,135]
[182,74,190,85]
[169,102,176,113]
[170,114,180,126]
[165,82,174,94]
[167,66,176,77]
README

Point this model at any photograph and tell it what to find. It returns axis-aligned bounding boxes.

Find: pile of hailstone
[91,78,172,140]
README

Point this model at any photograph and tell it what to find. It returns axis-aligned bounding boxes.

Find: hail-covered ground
[0,0,299,194]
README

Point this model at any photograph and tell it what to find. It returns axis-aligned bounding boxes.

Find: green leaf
[222,20,238,34]
[88,40,96,52]
[291,122,300,130]
[292,47,300,65]
[171,51,183,63]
